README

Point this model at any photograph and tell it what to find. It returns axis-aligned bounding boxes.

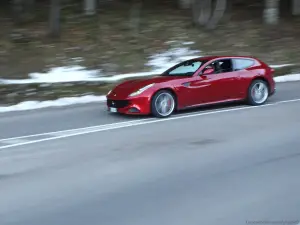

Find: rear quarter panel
[236,58,275,97]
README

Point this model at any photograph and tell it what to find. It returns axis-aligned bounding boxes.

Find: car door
[177,60,224,107]
[181,74,216,107]
[202,58,242,102]
[176,60,219,107]
[176,58,241,108]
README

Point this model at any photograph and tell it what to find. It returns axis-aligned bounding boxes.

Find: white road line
[0,118,154,142]
[47,120,153,137]
[0,104,241,142]
[0,98,299,150]
[0,139,29,145]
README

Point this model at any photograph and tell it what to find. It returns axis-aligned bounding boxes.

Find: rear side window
[233,59,255,70]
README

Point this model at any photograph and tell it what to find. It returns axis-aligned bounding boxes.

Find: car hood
[110,76,180,98]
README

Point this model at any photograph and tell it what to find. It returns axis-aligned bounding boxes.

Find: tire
[151,90,176,118]
[247,79,269,106]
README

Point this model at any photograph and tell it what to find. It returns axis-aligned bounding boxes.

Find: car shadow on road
[174,101,248,116]
[107,101,249,120]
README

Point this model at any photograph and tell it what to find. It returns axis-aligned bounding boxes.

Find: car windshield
[161,59,207,76]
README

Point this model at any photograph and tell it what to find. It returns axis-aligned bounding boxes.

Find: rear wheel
[247,79,269,106]
[151,90,176,118]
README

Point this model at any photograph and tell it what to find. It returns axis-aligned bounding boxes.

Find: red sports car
[106,56,276,118]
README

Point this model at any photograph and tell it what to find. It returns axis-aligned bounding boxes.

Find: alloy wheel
[154,92,175,117]
[250,81,269,104]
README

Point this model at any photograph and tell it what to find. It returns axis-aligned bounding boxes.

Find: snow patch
[274,74,300,82]
[146,47,202,73]
[0,95,106,113]
[270,64,294,69]
[183,41,195,45]
[165,40,177,44]
[0,47,202,84]
[95,71,158,82]
[0,66,101,84]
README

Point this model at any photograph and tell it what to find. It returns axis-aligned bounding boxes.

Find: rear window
[233,59,255,70]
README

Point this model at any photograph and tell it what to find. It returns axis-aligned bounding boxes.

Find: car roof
[191,55,258,61]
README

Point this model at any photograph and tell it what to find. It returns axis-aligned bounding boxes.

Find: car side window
[202,59,233,75]
[202,61,218,74]
[233,59,255,70]
[169,61,202,75]
[216,59,234,73]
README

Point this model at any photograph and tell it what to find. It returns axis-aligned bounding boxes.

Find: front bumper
[106,97,151,115]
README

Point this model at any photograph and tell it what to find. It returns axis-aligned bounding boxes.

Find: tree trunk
[49,0,61,38]
[192,0,212,26]
[263,0,280,25]
[12,0,24,24]
[206,0,227,29]
[129,0,142,37]
[84,0,97,15]
[25,0,35,11]
[292,0,300,15]
[178,0,191,9]
[24,0,35,22]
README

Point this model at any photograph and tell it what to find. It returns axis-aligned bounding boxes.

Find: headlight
[129,84,155,97]
[107,90,112,95]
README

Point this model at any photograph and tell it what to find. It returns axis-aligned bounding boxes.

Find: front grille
[107,99,130,108]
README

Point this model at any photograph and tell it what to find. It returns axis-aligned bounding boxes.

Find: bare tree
[292,0,300,15]
[12,0,36,23]
[49,0,61,38]
[206,0,227,29]
[129,0,143,37]
[84,0,97,15]
[192,0,227,29]
[263,0,280,25]
[24,0,35,21]
[192,0,212,26]
[12,0,24,24]
[25,0,35,12]
[178,0,191,9]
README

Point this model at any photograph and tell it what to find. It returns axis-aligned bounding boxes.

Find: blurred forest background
[1,0,300,78]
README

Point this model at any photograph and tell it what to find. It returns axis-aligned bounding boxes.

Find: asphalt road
[0,81,300,225]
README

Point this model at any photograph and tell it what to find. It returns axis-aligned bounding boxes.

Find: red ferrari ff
[106,56,276,118]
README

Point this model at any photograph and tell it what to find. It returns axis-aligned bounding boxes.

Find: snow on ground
[183,41,195,45]
[274,74,300,82]
[0,44,295,85]
[0,95,106,113]
[270,64,294,68]
[145,47,201,73]
[0,66,101,84]
[0,47,202,84]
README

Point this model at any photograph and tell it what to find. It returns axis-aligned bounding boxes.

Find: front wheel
[151,90,176,118]
[247,79,269,106]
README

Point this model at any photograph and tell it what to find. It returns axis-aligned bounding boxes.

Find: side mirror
[202,68,214,75]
